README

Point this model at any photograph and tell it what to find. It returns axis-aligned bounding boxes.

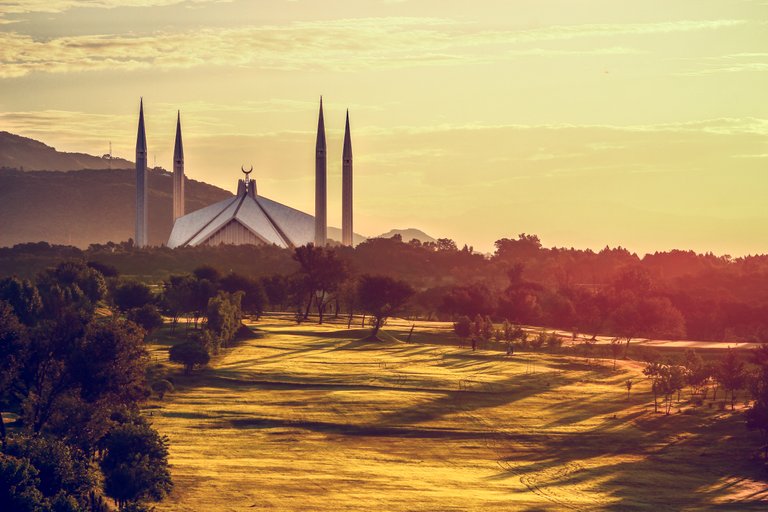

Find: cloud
[0,0,225,16]
[0,17,748,78]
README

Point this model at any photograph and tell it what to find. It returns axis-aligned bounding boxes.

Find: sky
[1,0,766,255]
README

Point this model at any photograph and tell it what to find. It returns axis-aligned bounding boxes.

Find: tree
[36,261,107,319]
[113,281,154,312]
[746,345,768,460]
[205,291,243,351]
[607,294,685,358]
[435,238,458,252]
[717,348,745,410]
[261,275,289,311]
[643,361,663,413]
[127,304,164,338]
[293,245,348,323]
[357,275,414,338]
[192,265,220,282]
[440,283,495,319]
[0,277,42,325]
[683,349,707,401]
[220,274,266,318]
[0,301,26,450]
[0,454,46,512]
[101,421,172,508]
[610,338,623,370]
[453,315,471,347]
[169,340,210,374]
[5,434,95,505]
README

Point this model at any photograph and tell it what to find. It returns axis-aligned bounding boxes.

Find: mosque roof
[167,180,363,249]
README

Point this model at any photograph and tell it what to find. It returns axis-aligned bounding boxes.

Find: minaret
[314,97,327,246]
[173,111,185,221]
[342,109,353,246]
[135,98,148,248]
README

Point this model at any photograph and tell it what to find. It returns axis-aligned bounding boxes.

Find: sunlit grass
[146,317,767,511]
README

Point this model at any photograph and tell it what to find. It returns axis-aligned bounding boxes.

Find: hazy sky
[1,0,766,254]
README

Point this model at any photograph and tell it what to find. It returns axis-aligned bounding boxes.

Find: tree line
[1,233,766,342]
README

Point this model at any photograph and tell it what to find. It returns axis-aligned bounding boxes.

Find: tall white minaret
[314,97,327,246]
[342,109,353,246]
[135,98,148,248]
[173,111,185,221]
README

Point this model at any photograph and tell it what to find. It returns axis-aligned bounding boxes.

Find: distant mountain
[0,168,231,247]
[0,131,133,171]
[378,228,436,244]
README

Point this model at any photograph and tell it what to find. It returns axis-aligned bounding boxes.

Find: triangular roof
[167,179,367,249]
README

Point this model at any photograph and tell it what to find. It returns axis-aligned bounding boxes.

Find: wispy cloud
[0,17,747,78]
[0,0,225,16]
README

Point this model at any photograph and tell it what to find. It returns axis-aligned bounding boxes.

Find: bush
[151,380,174,400]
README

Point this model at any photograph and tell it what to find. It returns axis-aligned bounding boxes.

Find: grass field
[146,318,768,511]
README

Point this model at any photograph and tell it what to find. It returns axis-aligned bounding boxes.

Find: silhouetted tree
[0,277,42,325]
[220,273,266,318]
[0,453,47,512]
[192,265,220,282]
[169,340,210,374]
[127,304,163,339]
[101,421,172,508]
[453,315,472,347]
[746,344,768,460]
[113,281,154,312]
[293,245,347,324]
[261,274,289,311]
[357,275,414,338]
[717,348,745,410]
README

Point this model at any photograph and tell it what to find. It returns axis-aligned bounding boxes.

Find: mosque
[132,98,361,249]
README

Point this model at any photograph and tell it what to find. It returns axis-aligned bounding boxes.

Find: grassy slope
[146,318,768,511]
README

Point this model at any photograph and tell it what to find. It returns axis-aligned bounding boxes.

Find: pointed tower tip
[136,98,147,153]
[174,108,184,161]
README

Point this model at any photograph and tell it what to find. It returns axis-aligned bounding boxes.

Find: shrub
[151,380,174,400]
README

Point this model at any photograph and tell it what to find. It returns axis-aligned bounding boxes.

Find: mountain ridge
[0,131,133,171]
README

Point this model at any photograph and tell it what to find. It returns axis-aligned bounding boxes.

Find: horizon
[1,1,766,256]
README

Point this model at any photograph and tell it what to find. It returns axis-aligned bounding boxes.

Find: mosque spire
[315,96,327,246]
[342,109,353,246]
[173,110,185,221]
[135,98,148,248]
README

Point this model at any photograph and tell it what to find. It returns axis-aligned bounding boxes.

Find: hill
[378,228,436,244]
[147,317,767,511]
[0,168,231,247]
[0,131,133,171]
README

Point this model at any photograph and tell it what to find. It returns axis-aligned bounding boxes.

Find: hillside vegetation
[0,168,231,247]
[147,318,767,511]
[0,131,133,171]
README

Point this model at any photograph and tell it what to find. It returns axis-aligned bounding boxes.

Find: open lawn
[147,318,768,511]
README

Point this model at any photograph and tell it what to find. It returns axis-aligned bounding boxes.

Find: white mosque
[131,98,362,249]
